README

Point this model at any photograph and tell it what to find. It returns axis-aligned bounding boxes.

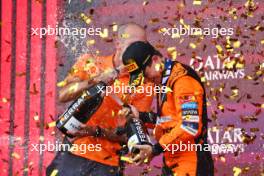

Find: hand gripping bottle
[126,117,152,154]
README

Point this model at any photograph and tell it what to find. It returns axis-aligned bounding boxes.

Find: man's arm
[58,78,90,102]
[158,76,204,146]
[68,125,127,143]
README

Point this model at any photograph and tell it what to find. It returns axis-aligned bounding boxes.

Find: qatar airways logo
[189,54,245,81]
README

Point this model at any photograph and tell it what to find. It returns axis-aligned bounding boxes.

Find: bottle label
[63,116,83,133]
[127,134,139,152]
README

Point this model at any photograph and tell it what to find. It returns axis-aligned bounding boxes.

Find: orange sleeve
[64,54,99,81]
[159,76,204,146]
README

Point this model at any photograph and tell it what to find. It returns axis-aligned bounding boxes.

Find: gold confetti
[158,28,167,34]
[244,75,253,80]
[39,136,44,142]
[68,83,79,93]
[154,63,163,71]
[11,152,21,159]
[201,76,206,82]
[57,80,67,87]
[112,110,115,117]
[86,39,95,46]
[189,43,197,49]
[233,166,242,176]
[244,0,256,17]
[216,45,223,54]
[112,23,118,32]
[120,156,133,163]
[165,86,173,93]
[100,28,109,38]
[233,41,241,48]
[193,0,202,5]
[2,97,9,103]
[179,19,190,30]
[217,103,225,112]
[229,8,238,20]
[80,13,92,25]
[261,39,264,44]
[50,169,59,176]
[48,121,56,128]
[121,33,130,39]
[220,156,226,162]
[33,113,39,121]
[167,47,177,60]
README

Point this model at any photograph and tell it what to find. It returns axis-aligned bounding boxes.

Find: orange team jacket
[154,62,204,176]
[63,54,153,166]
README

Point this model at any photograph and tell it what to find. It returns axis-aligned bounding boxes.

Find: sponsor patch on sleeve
[182,115,199,122]
[180,121,198,136]
[182,109,199,122]
[181,102,198,109]
[182,109,198,116]
[179,95,196,103]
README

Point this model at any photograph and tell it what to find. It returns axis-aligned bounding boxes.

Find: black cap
[122,41,160,86]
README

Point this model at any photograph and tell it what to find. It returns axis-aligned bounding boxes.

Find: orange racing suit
[147,60,214,176]
[63,54,154,167]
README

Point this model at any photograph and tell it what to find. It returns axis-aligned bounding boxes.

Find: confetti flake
[189,43,197,49]
[143,1,149,6]
[217,103,225,112]
[216,45,223,54]
[80,13,92,25]
[2,97,9,103]
[120,156,133,163]
[167,47,177,61]
[179,19,190,30]
[100,28,109,38]
[50,169,58,176]
[33,113,39,121]
[233,167,242,176]
[112,23,118,32]
[11,152,21,159]
[193,0,202,5]
[68,84,79,93]
[201,77,206,82]
[86,39,95,46]
[165,86,173,93]
[47,121,56,128]
[39,136,44,142]
[220,156,226,163]
[121,33,130,39]
[233,41,241,48]
[57,80,67,87]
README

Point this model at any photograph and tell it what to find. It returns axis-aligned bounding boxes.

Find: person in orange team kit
[46,23,153,176]
[121,41,214,176]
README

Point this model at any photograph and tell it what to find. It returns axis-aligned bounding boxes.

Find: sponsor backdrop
[1,0,263,175]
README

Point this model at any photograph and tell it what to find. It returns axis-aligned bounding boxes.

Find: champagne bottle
[126,117,152,154]
[56,82,106,138]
